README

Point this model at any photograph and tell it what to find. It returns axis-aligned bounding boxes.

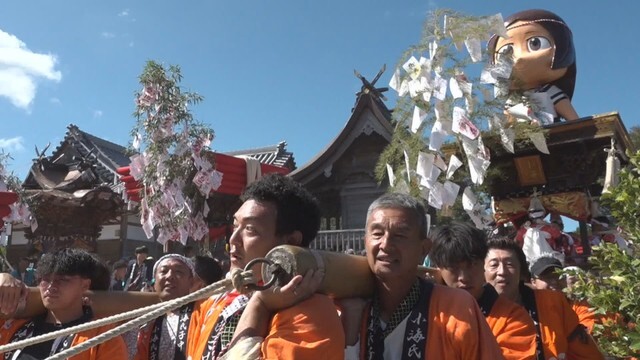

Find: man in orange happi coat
[429,222,537,360]
[187,174,344,360]
[485,237,604,360]
[135,254,200,360]
[344,193,504,359]
[0,249,127,360]
[530,256,599,334]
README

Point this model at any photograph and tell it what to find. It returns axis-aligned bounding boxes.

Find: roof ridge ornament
[354,65,388,101]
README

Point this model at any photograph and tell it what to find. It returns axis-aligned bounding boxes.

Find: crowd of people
[0,173,620,359]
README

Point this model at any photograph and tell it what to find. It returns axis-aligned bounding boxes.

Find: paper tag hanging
[429,40,438,60]
[467,155,486,185]
[442,180,460,206]
[403,57,422,80]
[386,163,396,187]
[446,155,463,180]
[429,120,447,151]
[449,77,463,99]
[452,107,480,140]
[426,166,442,190]
[409,77,431,99]
[434,155,447,171]
[464,38,482,62]
[432,74,448,101]
[412,106,427,133]
[416,152,435,188]
[403,150,412,183]
[529,132,550,154]
[500,127,515,153]
[462,187,477,211]
[389,68,402,92]
[428,182,445,209]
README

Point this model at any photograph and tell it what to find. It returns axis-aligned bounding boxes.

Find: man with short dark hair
[429,222,536,359]
[110,260,128,291]
[191,255,223,290]
[124,245,154,291]
[485,237,604,359]
[187,174,344,359]
[0,248,127,359]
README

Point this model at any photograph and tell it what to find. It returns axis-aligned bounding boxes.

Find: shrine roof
[224,141,296,170]
[290,91,393,182]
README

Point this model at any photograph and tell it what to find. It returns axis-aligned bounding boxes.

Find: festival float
[19,131,125,254]
[377,9,634,267]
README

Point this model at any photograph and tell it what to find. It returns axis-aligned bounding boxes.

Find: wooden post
[579,220,591,256]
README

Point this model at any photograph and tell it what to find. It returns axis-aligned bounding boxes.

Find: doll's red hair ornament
[488,9,578,124]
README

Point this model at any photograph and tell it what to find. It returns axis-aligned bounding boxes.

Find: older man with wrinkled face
[342,193,503,359]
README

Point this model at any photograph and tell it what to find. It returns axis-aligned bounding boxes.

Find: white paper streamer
[529,132,550,154]
[412,106,427,133]
[386,163,396,187]
[446,155,463,180]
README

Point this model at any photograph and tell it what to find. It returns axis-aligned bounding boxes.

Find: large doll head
[488,9,576,99]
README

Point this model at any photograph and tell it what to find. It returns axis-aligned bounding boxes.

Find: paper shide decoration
[381,9,552,229]
[0,153,34,231]
[130,61,218,245]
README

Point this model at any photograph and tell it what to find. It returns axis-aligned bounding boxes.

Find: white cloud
[0,136,25,153]
[118,9,129,17]
[0,29,62,109]
[50,97,60,104]
[93,109,103,118]
[101,32,115,39]
[128,41,134,48]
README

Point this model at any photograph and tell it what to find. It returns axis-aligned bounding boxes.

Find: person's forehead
[368,207,416,225]
[158,259,189,269]
[235,199,277,222]
[487,248,518,260]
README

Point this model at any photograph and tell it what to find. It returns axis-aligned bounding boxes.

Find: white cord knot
[230,268,256,294]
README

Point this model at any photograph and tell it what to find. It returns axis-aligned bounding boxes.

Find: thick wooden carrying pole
[263,245,441,298]
[15,288,160,319]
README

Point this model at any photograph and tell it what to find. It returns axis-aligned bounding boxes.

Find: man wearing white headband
[135,253,197,360]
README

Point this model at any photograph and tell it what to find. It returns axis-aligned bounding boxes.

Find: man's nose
[228,227,242,246]
[379,232,391,249]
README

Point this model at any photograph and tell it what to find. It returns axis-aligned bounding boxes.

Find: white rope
[0,269,254,358]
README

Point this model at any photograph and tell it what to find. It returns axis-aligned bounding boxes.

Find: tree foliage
[130,61,217,245]
[565,149,640,357]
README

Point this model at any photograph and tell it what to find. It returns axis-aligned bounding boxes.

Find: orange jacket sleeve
[572,300,598,334]
[261,294,345,360]
[429,286,505,360]
[536,290,604,360]
[187,296,224,359]
[71,324,128,360]
[487,296,537,360]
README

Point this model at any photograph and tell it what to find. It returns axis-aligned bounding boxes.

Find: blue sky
[1,1,638,230]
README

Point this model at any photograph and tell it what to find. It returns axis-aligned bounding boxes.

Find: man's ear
[81,278,91,292]
[285,230,303,246]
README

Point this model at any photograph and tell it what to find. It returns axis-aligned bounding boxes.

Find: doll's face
[495,21,567,90]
